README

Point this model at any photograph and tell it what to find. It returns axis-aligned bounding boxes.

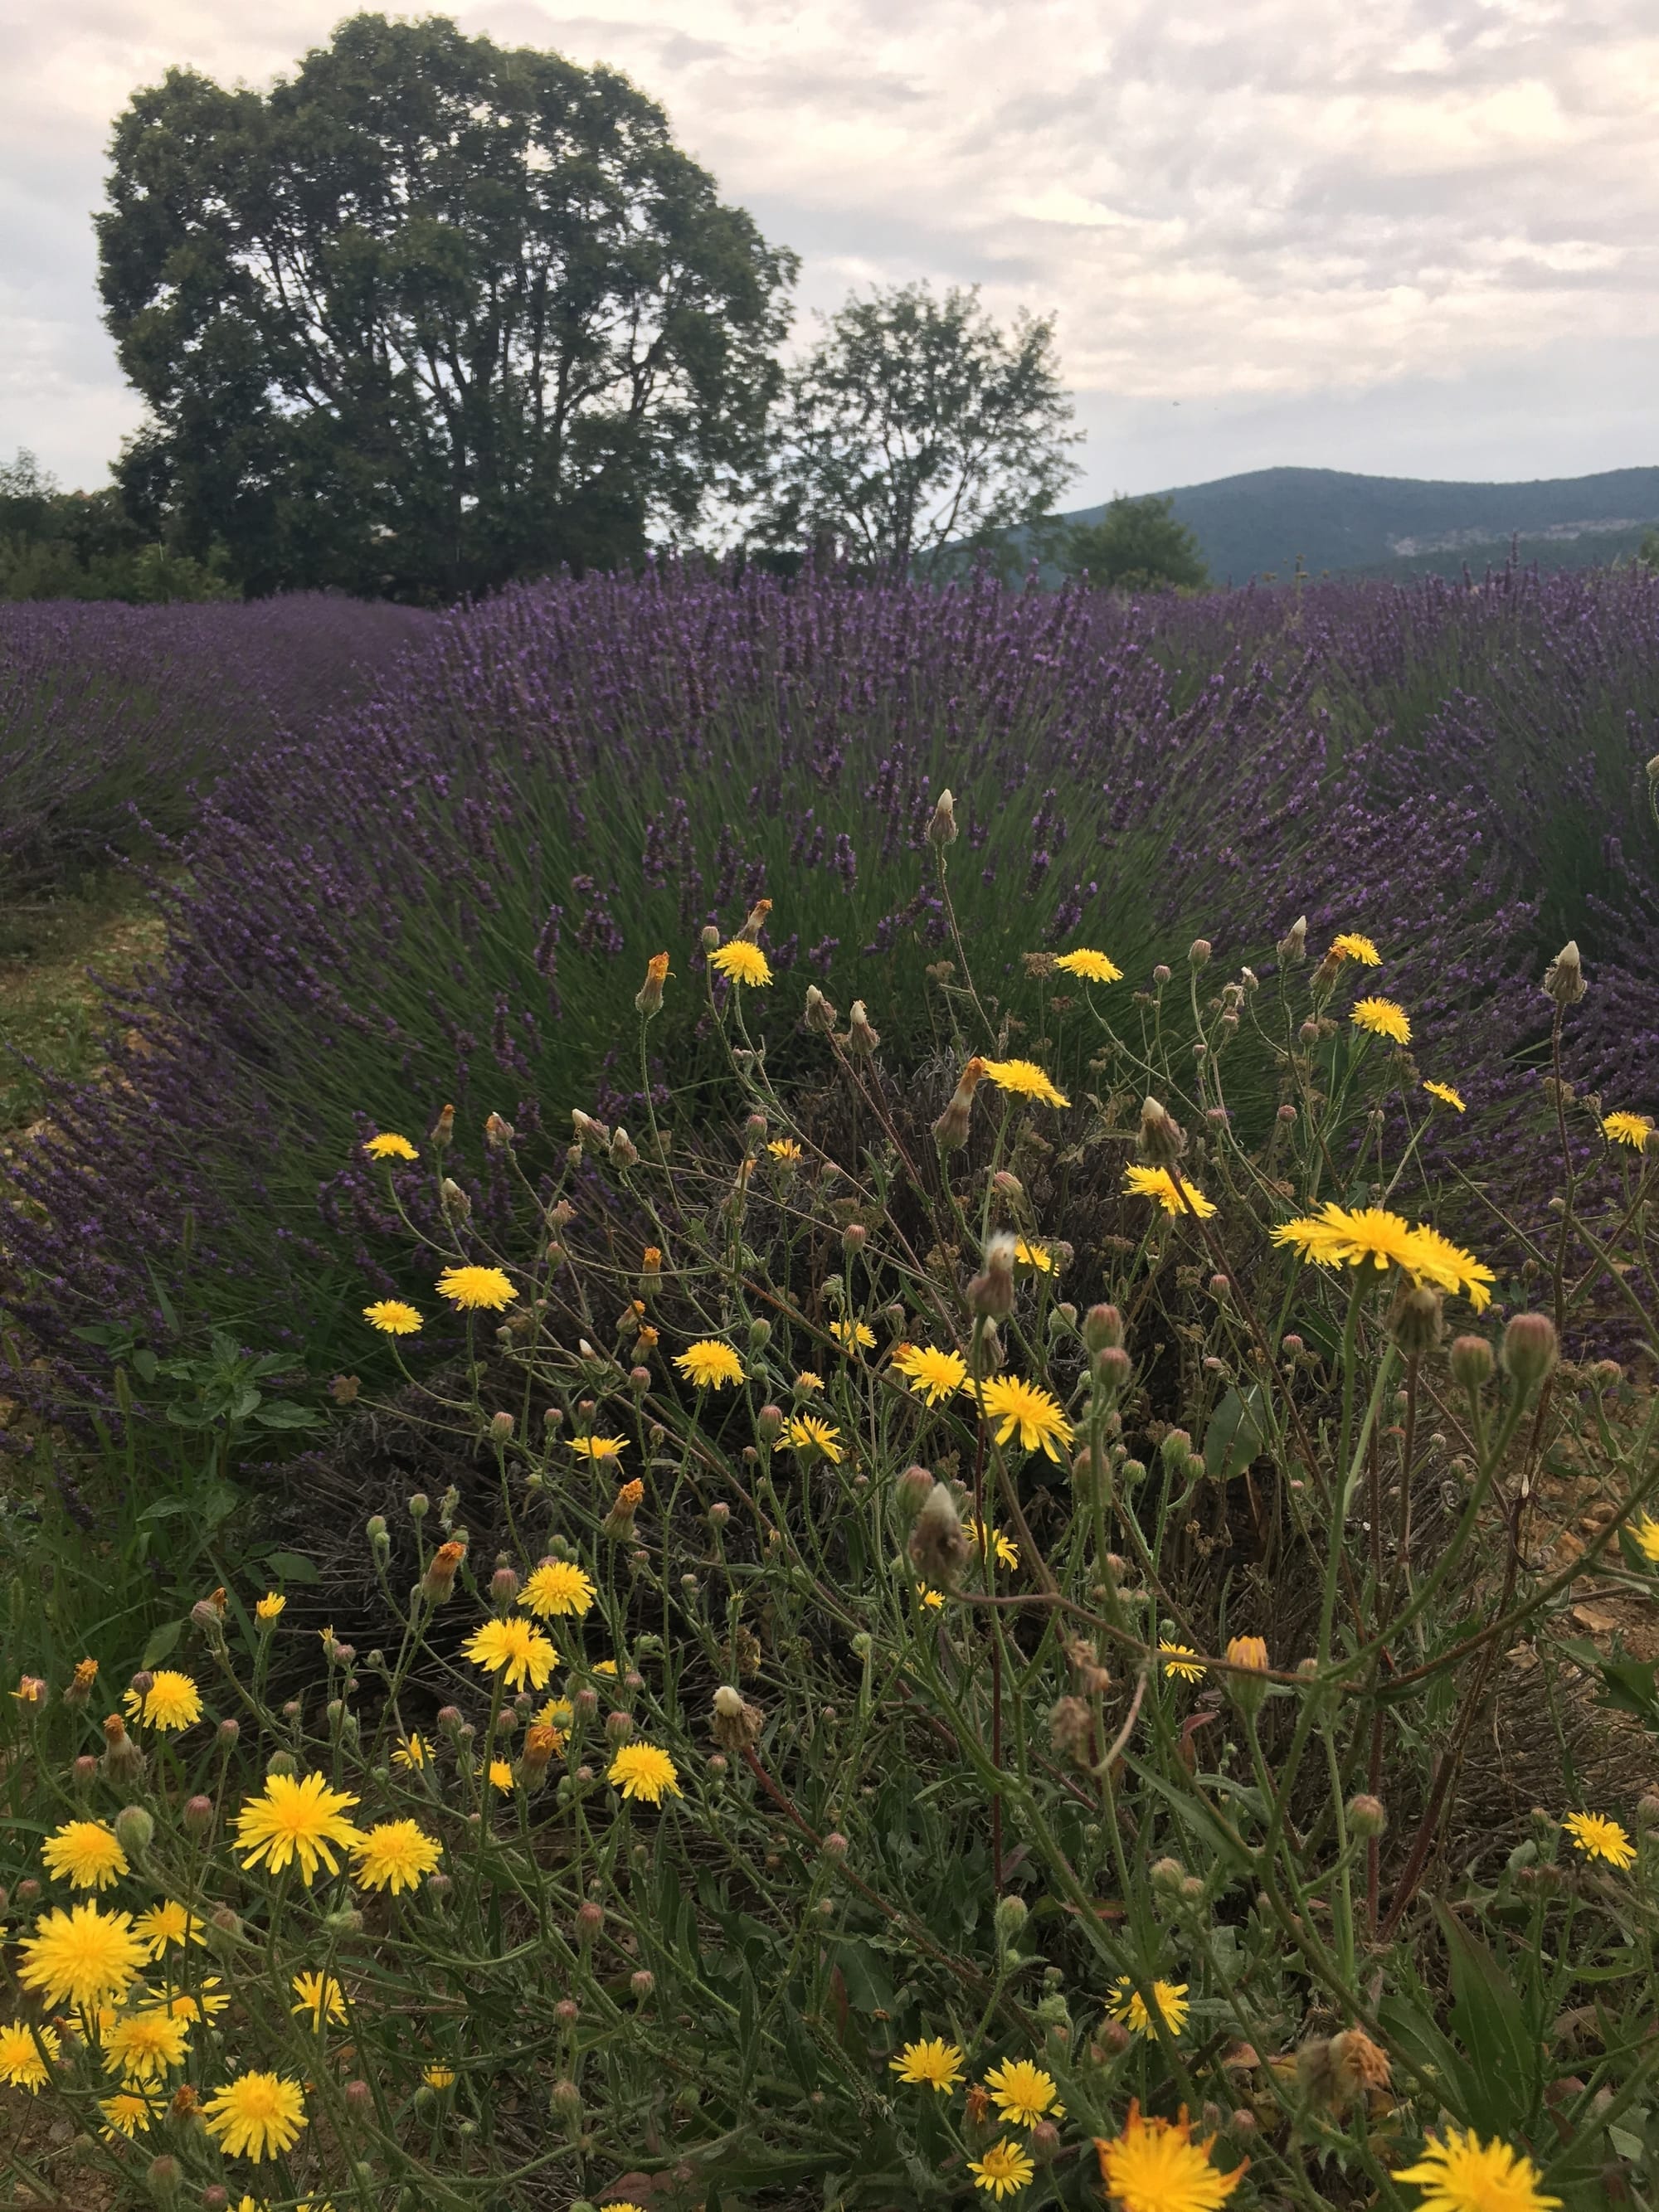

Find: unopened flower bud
[821,1830,849,1862]
[343,2078,373,2123]
[1188,938,1212,969]
[605,1709,634,1744]
[113,1805,155,1855]
[896,1462,935,1519]
[630,1967,654,1998]
[757,1404,785,1444]
[1449,1335,1493,1389]
[489,1411,515,1444]
[994,1894,1029,1945]
[1347,1793,1387,1837]
[1082,1303,1124,1352]
[1389,1284,1444,1358]
[551,2078,581,2119]
[1224,1635,1271,1714]
[1150,1855,1186,1894]
[1093,1345,1132,1395]
[489,1565,520,1608]
[145,2154,183,2205]
[73,1753,99,1788]
[1502,1312,1559,1392]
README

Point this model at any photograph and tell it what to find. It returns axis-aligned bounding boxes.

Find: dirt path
[0,885,167,1152]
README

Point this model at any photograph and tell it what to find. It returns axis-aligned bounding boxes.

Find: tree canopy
[762,283,1079,579]
[1063,492,1209,593]
[97,14,797,600]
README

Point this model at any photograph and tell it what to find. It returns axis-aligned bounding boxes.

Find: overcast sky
[3,0,1656,503]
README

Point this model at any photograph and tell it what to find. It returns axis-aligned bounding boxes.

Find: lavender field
[2,561,1657,1409]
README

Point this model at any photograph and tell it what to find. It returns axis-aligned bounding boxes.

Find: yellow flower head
[1110,1977,1191,2039]
[520,1558,597,1618]
[1351,996,1411,1044]
[1123,1164,1218,1218]
[103,2006,190,2083]
[893,1341,969,1405]
[1272,1203,1420,1276]
[464,1616,557,1691]
[674,1339,745,1390]
[1160,1642,1205,1683]
[164,1976,229,2023]
[976,1374,1075,1461]
[392,1734,430,1770]
[123,1670,202,1732]
[1630,1513,1659,1566]
[233,1772,362,1884]
[363,1299,421,1335]
[134,1901,203,1960]
[351,1820,442,1895]
[42,1819,129,1892]
[570,1434,626,1465]
[783,1414,844,1463]
[968,2140,1036,2200]
[1423,1081,1466,1112]
[99,2089,153,2138]
[984,2056,1063,2128]
[916,1584,946,1610]
[1603,1111,1653,1152]
[0,2019,61,2092]
[889,2035,964,2091]
[1094,2101,1245,2211]
[1562,1810,1636,1869]
[423,2062,457,2089]
[435,1265,516,1311]
[255,1592,287,1623]
[1225,1636,1269,1676]
[794,1370,825,1394]
[363,1132,418,1161]
[710,940,772,988]
[1330,932,1382,966]
[980,1057,1070,1109]
[606,1742,682,1805]
[482,1757,517,1791]
[1053,947,1123,984]
[830,1316,876,1353]
[290,1971,348,2028]
[1391,2126,1561,2212]
[767,1138,804,1162]
[202,2070,308,2162]
[17,1902,145,2008]
[965,1518,1020,1571]
[1014,1237,1055,1273]
[1408,1223,1496,1311]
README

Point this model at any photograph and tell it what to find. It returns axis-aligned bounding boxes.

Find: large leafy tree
[1063,493,1209,593]
[763,284,1080,579]
[97,14,797,599]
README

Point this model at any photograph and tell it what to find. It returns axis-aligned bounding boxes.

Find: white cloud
[2,0,1655,496]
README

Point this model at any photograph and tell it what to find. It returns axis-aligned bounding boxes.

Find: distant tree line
[7,13,1207,605]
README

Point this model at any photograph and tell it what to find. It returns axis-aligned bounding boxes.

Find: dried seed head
[1543,939,1586,1007]
[1048,1696,1094,1760]
[1277,915,1308,962]
[908,1481,970,1586]
[804,984,838,1033]
[927,787,959,846]
[933,1055,986,1150]
[845,999,880,1055]
[430,1102,455,1151]
[484,1111,515,1150]
[635,950,670,1016]
[967,1231,1018,1318]
[737,897,773,945]
[1136,1096,1186,1166]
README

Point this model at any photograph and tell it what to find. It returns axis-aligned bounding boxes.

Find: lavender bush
[3,561,1656,1412]
[0,595,431,894]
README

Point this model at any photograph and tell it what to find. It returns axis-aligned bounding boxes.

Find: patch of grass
[0,875,165,1140]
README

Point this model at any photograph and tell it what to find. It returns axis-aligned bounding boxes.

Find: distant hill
[1058,465,1659,583]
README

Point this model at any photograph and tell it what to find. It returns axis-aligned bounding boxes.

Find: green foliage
[763,282,1080,577]
[1063,492,1209,593]
[95,14,796,602]
[0,450,232,604]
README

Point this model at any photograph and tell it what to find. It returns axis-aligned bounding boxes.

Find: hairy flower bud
[1449,1334,1494,1390]
[1346,1793,1388,1837]
[1389,1284,1444,1359]
[1093,1345,1133,1395]
[1188,937,1212,969]
[1502,1312,1559,1392]
[113,1805,155,1856]
[1543,939,1586,1007]
[1082,1302,1124,1353]
[896,1463,935,1519]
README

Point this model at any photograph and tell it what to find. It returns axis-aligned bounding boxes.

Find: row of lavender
[4,561,1657,1408]
[0,594,431,894]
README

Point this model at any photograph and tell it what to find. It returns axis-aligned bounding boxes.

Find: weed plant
[4,850,1658,2210]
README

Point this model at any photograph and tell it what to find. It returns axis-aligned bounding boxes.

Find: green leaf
[131,1348,158,1384]
[1433,1904,1538,2136]
[262,1551,322,1585]
[140,1618,184,1669]
[1203,1384,1269,1481]
[252,1399,319,1429]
